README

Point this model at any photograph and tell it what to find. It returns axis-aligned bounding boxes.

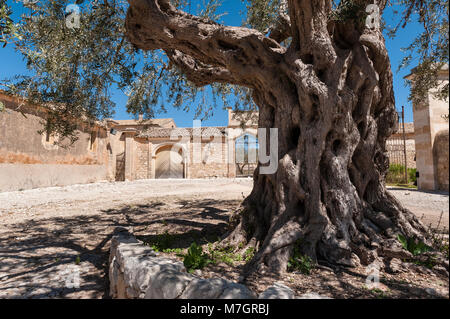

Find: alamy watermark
[53,265,81,289]
[65,4,81,30]
[166,120,278,175]
[365,3,381,29]
[365,262,380,289]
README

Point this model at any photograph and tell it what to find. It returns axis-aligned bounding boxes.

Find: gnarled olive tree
[125,0,427,274]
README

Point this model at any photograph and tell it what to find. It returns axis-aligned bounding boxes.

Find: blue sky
[0,1,423,127]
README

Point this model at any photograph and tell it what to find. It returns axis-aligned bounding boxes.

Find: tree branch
[268,0,291,43]
[165,49,243,87]
[287,0,336,69]
[125,0,286,89]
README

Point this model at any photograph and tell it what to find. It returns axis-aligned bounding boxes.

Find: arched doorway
[155,145,184,179]
[235,133,258,177]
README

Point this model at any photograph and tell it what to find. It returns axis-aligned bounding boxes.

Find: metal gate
[235,134,258,177]
[386,106,409,184]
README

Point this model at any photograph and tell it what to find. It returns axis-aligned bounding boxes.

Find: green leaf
[397,234,408,250]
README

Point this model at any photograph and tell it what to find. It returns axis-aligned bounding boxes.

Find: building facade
[405,65,449,191]
[107,108,258,182]
[0,93,259,191]
[2,70,448,192]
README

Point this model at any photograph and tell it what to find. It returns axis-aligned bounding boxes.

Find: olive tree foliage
[389,0,448,106]
[0,0,16,45]
[1,0,252,144]
[3,0,447,140]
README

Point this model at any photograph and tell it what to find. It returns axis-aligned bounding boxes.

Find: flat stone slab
[109,227,260,300]
[259,282,295,299]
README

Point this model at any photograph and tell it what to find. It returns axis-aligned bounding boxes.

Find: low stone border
[109,227,330,299]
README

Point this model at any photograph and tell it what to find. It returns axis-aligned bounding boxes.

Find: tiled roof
[137,127,227,138]
[113,118,176,128]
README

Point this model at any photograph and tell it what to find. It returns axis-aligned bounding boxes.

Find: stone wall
[188,139,229,178]
[433,130,449,191]
[135,138,149,180]
[109,228,257,299]
[0,163,107,192]
[108,227,330,299]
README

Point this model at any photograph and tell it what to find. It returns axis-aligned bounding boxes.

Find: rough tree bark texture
[125,0,428,274]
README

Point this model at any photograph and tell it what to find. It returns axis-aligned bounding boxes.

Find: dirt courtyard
[0,178,448,299]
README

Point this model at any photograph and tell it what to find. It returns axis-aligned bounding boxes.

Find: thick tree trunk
[125,0,429,275]
[225,35,427,275]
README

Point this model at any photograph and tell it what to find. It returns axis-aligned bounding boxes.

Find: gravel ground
[0,179,448,299]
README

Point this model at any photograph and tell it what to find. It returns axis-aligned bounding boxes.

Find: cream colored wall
[412,71,449,190]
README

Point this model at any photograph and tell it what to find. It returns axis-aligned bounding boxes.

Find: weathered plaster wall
[0,93,109,191]
[135,138,150,180]
[0,163,107,192]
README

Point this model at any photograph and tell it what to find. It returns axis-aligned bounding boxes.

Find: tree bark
[125,0,428,274]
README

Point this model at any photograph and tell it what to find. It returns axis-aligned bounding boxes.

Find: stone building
[0,91,259,191]
[405,65,449,191]
[2,68,447,192]
[107,107,258,181]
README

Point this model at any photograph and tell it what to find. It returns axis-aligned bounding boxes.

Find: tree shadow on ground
[1,196,446,299]
[0,197,239,299]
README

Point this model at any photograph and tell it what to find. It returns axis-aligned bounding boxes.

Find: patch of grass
[398,234,441,269]
[368,287,390,299]
[287,245,314,275]
[162,247,185,256]
[243,247,255,262]
[387,183,417,189]
[207,244,243,266]
[386,164,416,185]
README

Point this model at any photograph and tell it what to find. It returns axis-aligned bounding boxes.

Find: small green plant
[368,287,390,299]
[397,234,432,256]
[287,245,314,275]
[183,242,212,272]
[243,247,255,262]
[75,256,81,265]
[207,244,243,266]
[162,247,184,256]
